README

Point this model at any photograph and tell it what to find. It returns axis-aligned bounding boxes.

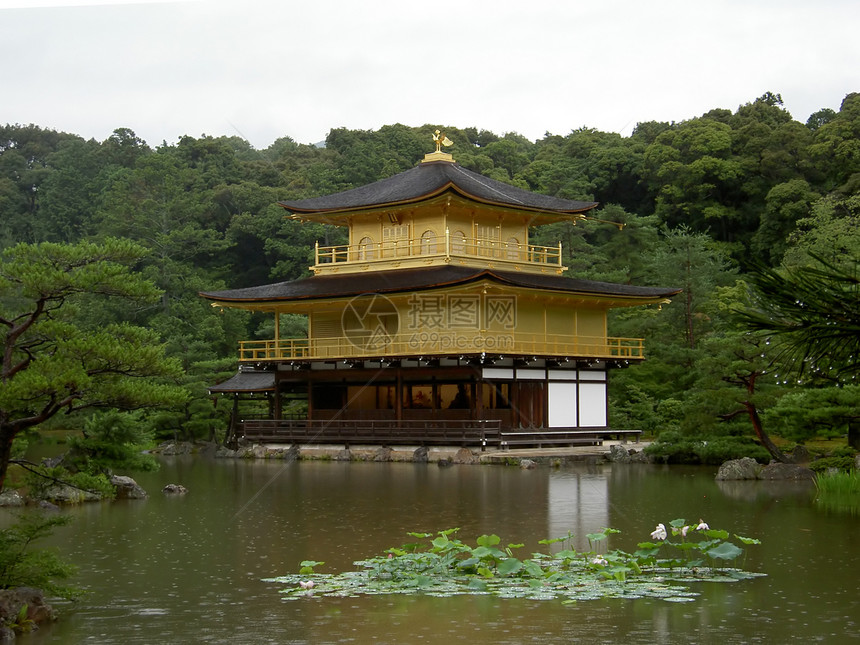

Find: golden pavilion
[202,137,679,449]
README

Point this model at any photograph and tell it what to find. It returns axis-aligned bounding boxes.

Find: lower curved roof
[200,266,680,305]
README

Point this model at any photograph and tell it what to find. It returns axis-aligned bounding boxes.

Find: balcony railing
[241,419,500,450]
[237,333,645,362]
[314,234,563,269]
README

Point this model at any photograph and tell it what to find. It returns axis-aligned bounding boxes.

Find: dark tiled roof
[278,161,598,215]
[200,266,680,303]
[208,370,275,393]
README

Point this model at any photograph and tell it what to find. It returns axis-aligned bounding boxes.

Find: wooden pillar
[273,374,282,420]
[306,373,314,421]
[395,366,402,423]
[227,394,239,448]
[512,378,521,428]
[537,380,546,429]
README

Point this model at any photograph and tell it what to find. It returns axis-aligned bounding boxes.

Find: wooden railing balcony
[237,334,645,362]
[241,418,500,449]
[313,234,563,272]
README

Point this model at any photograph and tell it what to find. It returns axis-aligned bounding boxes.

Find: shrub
[643,431,700,464]
[830,445,857,459]
[23,466,115,502]
[645,431,771,465]
[809,456,857,473]
[65,410,159,475]
[0,514,79,599]
[697,436,772,465]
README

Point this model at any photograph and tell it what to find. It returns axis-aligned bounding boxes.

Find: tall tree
[642,226,736,350]
[0,125,81,246]
[808,92,860,194]
[0,238,186,489]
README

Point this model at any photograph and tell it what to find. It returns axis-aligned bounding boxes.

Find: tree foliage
[739,255,860,382]
[0,513,79,600]
[0,238,186,488]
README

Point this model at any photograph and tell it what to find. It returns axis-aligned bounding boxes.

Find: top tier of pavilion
[280,147,600,276]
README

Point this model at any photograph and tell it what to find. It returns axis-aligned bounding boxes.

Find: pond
[9,456,859,644]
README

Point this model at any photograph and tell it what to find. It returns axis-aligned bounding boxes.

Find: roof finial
[432,129,453,153]
[422,130,455,163]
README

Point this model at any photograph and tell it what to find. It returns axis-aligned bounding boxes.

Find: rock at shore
[155,441,194,456]
[716,457,815,481]
[373,446,393,462]
[110,475,147,500]
[0,588,56,637]
[715,457,762,480]
[0,490,25,508]
[40,485,102,504]
[758,462,815,480]
[452,448,479,465]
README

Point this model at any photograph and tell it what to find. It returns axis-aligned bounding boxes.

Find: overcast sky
[2,0,858,149]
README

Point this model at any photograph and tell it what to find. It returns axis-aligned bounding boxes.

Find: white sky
[2,0,858,149]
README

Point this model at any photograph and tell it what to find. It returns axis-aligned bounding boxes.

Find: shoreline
[177,439,654,466]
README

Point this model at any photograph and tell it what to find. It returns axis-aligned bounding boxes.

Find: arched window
[450,230,467,255]
[506,237,520,260]
[420,230,437,255]
[358,236,375,260]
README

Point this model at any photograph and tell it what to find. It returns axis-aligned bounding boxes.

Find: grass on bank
[815,470,860,514]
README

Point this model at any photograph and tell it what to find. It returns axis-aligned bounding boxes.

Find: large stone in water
[715,457,762,480]
[110,475,147,499]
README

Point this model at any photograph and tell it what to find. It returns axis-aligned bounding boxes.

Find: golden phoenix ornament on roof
[432,130,453,153]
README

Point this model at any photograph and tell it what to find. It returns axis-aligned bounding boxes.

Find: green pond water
[8,457,859,644]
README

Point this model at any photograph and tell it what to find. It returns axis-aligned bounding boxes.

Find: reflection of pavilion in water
[547,469,609,550]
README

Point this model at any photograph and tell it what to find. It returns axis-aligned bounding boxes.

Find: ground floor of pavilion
[211,356,641,449]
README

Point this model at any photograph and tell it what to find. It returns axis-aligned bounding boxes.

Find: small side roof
[278,160,598,218]
[208,370,275,394]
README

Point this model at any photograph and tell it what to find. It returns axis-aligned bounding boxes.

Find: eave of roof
[200,265,680,305]
[208,370,275,393]
[278,161,598,217]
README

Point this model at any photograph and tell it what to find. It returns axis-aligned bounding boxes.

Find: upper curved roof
[278,160,598,216]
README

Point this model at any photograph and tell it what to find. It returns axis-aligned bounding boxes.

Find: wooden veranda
[236,418,640,451]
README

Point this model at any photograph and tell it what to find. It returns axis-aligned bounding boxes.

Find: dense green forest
[1,91,858,460]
